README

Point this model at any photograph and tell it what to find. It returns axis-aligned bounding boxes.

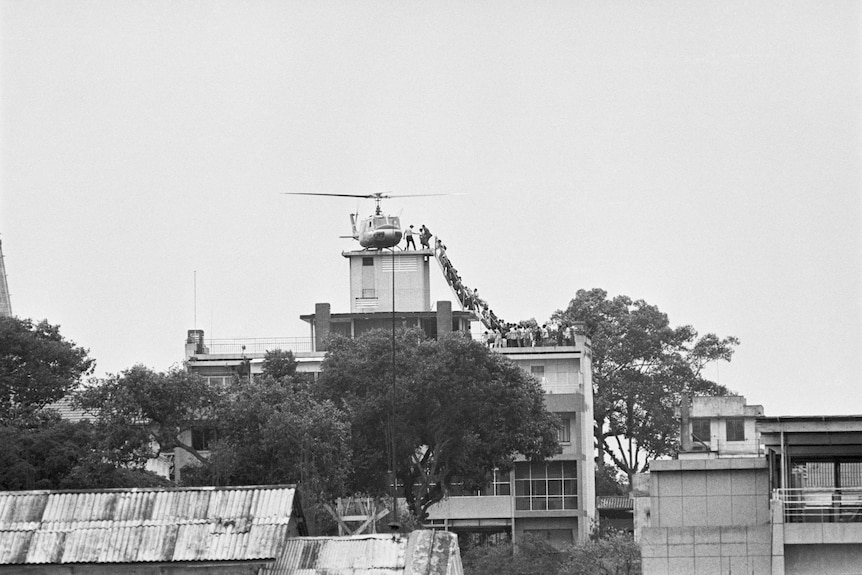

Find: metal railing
[775,487,862,523]
[204,337,314,354]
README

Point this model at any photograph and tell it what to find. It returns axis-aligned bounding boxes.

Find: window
[530,365,545,377]
[480,468,511,496]
[515,461,577,511]
[725,418,745,442]
[192,427,218,451]
[691,419,710,445]
[557,418,571,444]
[361,289,376,298]
[362,257,374,267]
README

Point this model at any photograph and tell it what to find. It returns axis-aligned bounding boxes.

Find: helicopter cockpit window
[373,217,386,227]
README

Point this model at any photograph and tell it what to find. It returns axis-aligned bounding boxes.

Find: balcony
[775,487,862,523]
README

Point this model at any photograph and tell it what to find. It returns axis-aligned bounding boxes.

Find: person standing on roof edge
[419,225,432,249]
[404,225,416,250]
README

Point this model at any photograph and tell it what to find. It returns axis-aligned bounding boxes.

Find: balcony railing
[687,438,762,456]
[203,337,314,354]
[774,487,862,523]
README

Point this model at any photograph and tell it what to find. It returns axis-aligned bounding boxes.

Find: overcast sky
[1,1,860,416]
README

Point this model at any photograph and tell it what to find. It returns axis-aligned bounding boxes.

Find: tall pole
[389,247,398,529]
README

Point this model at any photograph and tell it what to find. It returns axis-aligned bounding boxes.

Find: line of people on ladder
[433,238,502,331]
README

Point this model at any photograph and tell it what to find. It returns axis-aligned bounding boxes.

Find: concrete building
[185,239,595,546]
[639,395,862,575]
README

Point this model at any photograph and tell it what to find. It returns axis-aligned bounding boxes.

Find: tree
[462,536,566,575]
[78,358,351,535]
[261,348,299,380]
[0,316,94,423]
[185,373,352,502]
[75,365,224,468]
[552,288,738,484]
[317,328,559,522]
[0,411,168,490]
[562,531,641,575]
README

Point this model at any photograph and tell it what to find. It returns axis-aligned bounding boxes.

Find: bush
[462,531,641,575]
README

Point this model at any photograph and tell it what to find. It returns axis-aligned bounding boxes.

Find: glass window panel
[692,419,710,443]
[726,418,745,441]
[563,479,577,496]
[515,497,530,511]
[547,462,563,478]
[564,496,578,509]
[515,480,530,496]
[531,497,547,511]
[563,461,577,478]
[496,484,511,496]
[515,463,530,479]
[548,497,563,510]
[548,480,563,496]
[531,462,547,478]
[532,480,547,496]
[557,419,571,444]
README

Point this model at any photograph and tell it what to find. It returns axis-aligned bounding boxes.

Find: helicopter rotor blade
[283,191,463,199]
[282,192,380,199]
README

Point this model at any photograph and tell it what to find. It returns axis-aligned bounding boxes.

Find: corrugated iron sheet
[266,531,462,575]
[596,495,634,510]
[0,485,297,565]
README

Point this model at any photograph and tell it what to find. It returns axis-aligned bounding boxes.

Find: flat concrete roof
[300,310,477,323]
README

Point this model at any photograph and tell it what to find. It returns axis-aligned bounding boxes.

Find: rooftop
[0,485,302,565]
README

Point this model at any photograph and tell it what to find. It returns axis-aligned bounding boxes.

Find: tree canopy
[552,288,738,484]
[317,328,559,521]
[75,365,223,468]
[0,316,94,423]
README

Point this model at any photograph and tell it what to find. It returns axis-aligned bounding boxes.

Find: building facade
[638,395,862,575]
[185,243,595,545]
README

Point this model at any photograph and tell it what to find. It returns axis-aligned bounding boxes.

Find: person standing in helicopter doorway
[419,225,432,249]
[404,225,416,250]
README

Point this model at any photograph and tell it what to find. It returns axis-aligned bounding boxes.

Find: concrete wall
[784,544,862,575]
[641,525,772,575]
[347,250,431,313]
[649,460,770,528]
[641,459,773,574]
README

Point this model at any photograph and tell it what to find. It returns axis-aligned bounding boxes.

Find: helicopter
[284,191,444,249]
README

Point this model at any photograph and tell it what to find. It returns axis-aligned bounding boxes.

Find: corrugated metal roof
[596,495,634,510]
[266,530,462,575]
[44,396,95,423]
[0,485,299,565]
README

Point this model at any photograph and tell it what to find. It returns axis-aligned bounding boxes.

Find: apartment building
[185,245,595,545]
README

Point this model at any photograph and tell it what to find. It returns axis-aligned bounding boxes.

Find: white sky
[1,1,860,416]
